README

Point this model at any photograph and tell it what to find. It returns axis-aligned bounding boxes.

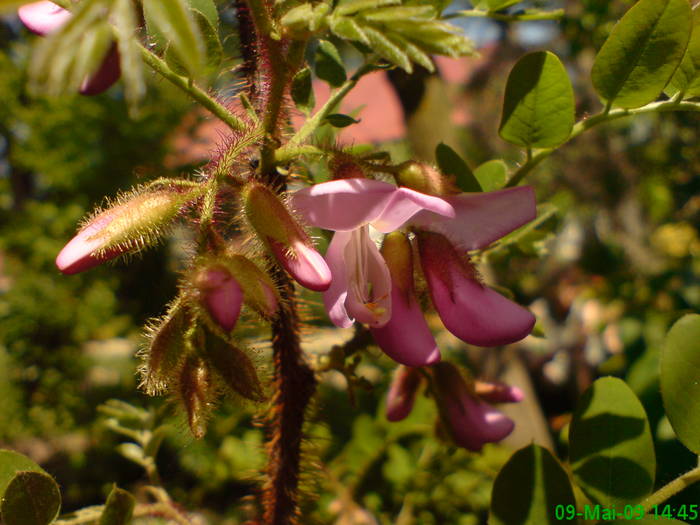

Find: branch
[506,98,700,187]
[642,465,700,511]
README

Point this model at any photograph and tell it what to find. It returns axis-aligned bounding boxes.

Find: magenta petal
[79,45,121,95]
[428,270,535,346]
[323,231,354,327]
[475,381,524,404]
[372,187,455,233]
[291,178,396,231]
[202,270,243,332]
[270,239,331,292]
[386,366,422,422]
[18,1,70,36]
[56,214,120,274]
[371,285,440,366]
[412,186,536,250]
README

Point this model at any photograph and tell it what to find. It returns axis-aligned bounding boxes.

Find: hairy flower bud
[141,302,188,395]
[244,182,331,291]
[396,161,459,196]
[432,362,515,451]
[329,152,365,180]
[386,365,423,422]
[56,187,195,274]
[194,267,244,332]
[179,356,214,439]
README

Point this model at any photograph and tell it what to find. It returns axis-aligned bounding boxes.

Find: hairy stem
[138,45,248,132]
[263,269,317,525]
[506,98,700,187]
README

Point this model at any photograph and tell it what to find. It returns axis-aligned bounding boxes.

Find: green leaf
[0,450,44,500]
[291,67,315,114]
[499,51,574,148]
[666,8,700,99]
[194,9,223,69]
[189,0,219,28]
[474,159,508,191]
[99,485,135,525]
[660,314,700,454]
[435,143,481,192]
[473,0,521,10]
[569,377,655,506]
[143,0,206,77]
[591,0,692,109]
[325,113,360,127]
[335,0,399,17]
[329,16,370,45]
[1,471,61,525]
[314,40,346,87]
[489,444,576,525]
[362,25,412,72]
[113,0,146,114]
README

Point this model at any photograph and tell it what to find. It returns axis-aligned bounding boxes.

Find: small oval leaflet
[490,444,576,525]
[660,314,700,454]
[591,0,692,108]
[499,51,574,149]
[1,471,61,525]
[569,376,656,506]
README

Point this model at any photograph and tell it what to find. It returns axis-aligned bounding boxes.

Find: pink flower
[291,178,454,332]
[18,1,121,95]
[291,178,536,356]
[56,209,125,274]
[385,365,423,422]
[432,362,518,451]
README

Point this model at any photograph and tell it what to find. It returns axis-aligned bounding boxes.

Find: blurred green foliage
[1,0,699,523]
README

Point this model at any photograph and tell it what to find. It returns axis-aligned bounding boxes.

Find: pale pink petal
[323,231,354,328]
[411,186,536,250]
[371,187,455,233]
[201,269,243,332]
[79,45,121,95]
[371,285,440,366]
[291,178,396,231]
[343,228,391,327]
[56,213,121,274]
[386,366,422,422]
[269,239,332,292]
[18,1,70,36]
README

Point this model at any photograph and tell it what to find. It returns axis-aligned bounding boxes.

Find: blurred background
[1,0,700,523]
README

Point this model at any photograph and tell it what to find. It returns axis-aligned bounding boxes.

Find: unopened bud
[18,1,70,36]
[142,302,188,395]
[431,362,515,451]
[329,153,365,180]
[204,329,264,402]
[194,267,244,332]
[244,183,331,291]
[179,356,213,439]
[474,380,524,404]
[396,161,458,196]
[227,255,279,318]
[56,187,195,274]
[386,366,422,422]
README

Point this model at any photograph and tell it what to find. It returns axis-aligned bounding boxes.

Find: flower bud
[474,380,524,404]
[329,152,365,180]
[204,329,264,402]
[179,356,214,439]
[56,187,194,274]
[396,161,459,196]
[244,183,331,291]
[386,366,423,422]
[370,232,440,366]
[79,44,121,96]
[194,267,244,332]
[18,1,70,36]
[431,362,515,451]
[227,255,279,318]
[142,302,188,395]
